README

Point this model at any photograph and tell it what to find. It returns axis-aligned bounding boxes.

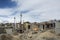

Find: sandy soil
[0,30,60,40]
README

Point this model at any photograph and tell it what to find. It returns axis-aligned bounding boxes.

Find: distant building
[39,20,55,31]
[5,27,13,34]
[0,20,60,34]
[23,22,31,32]
[31,22,39,31]
[55,20,60,34]
[38,20,60,34]
[0,27,6,34]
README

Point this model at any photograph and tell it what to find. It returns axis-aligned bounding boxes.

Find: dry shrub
[49,30,55,33]
[57,33,60,36]
[46,38,56,40]
[13,32,18,35]
[1,35,6,40]
[47,29,55,33]
[38,30,56,40]
[42,37,56,40]
[1,34,12,40]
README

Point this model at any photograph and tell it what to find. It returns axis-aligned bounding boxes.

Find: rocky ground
[0,29,60,40]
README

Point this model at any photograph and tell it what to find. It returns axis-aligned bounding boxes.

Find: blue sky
[0,0,60,23]
[0,0,17,8]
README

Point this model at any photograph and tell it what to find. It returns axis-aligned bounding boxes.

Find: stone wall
[55,21,60,34]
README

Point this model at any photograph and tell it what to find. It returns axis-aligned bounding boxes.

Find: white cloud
[0,9,13,16]
[8,0,60,23]
[18,0,60,22]
[0,0,60,23]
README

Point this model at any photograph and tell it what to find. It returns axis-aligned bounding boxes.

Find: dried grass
[1,34,12,40]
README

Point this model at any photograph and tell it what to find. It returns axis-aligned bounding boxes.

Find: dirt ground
[0,29,60,40]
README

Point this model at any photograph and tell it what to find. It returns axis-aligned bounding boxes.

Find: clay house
[0,23,13,34]
[16,23,20,29]
[55,20,60,34]
[39,20,55,31]
[31,22,39,32]
[0,27,6,34]
[23,22,31,32]
[39,20,60,34]
[4,23,13,34]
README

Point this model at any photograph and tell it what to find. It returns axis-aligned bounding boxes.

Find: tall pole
[20,13,22,30]
[20,13,22,25]
[14,17,16,31]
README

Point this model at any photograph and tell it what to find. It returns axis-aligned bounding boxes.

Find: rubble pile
[0,30,60,40]
[19,30,60,40]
